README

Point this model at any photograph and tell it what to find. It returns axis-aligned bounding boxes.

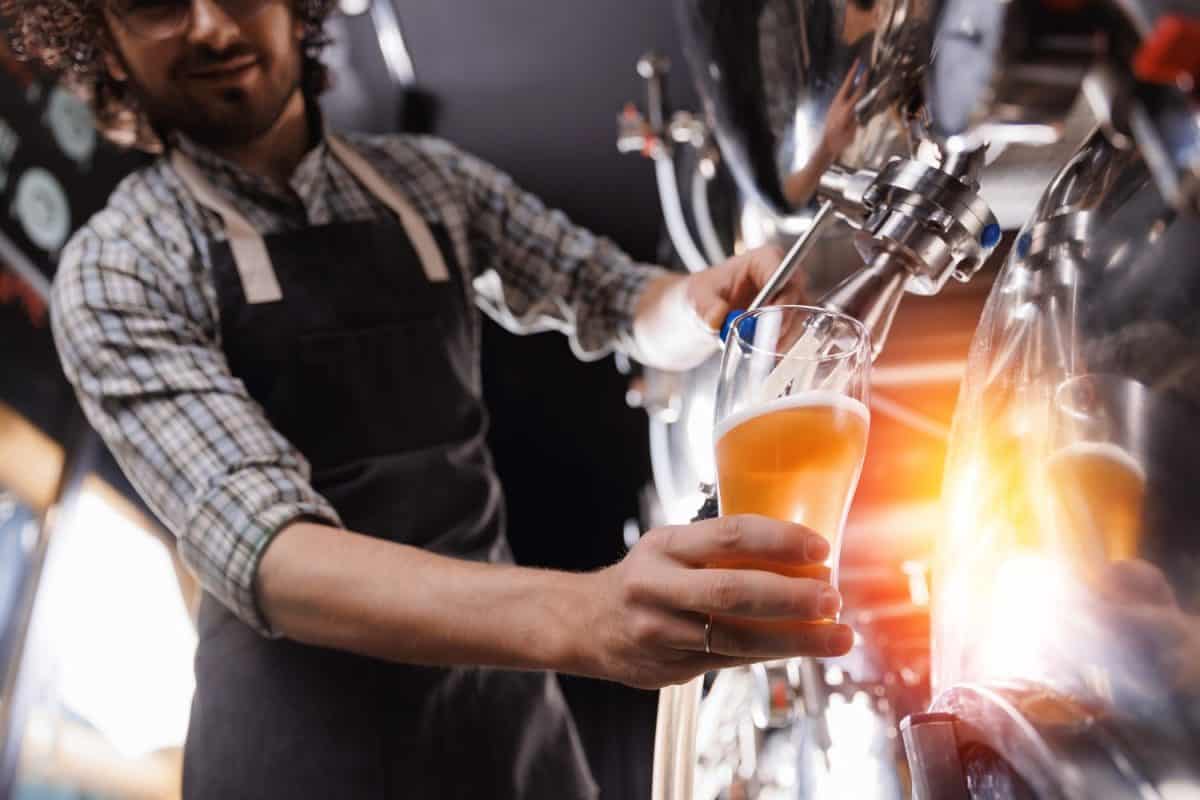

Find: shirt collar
[167,103,332,206]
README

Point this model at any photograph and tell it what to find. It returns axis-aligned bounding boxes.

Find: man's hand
[634,246,807,371]
[569,515,853,689]
[258,517,849,689]
[1094,559,1200,693]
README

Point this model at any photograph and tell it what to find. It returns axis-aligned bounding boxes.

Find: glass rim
[727,304,871,362]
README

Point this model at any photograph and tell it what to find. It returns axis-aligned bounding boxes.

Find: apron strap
[170,134,450,305]
[171,149,284,304]
[326,135,450,284]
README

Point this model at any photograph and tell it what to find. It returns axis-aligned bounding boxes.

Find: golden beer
[715,391,870,578]
[1046,441,1145,562]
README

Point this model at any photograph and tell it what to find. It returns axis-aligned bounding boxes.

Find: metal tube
[747,200,837,312]
[819,252,909,360]
[369,0,416,87]
[901,712,970,800]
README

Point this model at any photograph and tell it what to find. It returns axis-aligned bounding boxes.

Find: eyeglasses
[107,0,272,41]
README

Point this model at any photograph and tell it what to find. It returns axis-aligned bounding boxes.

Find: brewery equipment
[907,125,1200,800]
[620,0,1200,796]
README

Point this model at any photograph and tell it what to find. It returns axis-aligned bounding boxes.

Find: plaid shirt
[51,130,665,635]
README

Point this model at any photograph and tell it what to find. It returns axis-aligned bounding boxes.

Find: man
[4,0,852,796]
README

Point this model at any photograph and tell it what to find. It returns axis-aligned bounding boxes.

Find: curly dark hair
[0,0,337,152]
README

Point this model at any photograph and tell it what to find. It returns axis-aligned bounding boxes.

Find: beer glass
[714,306,872,585]
[1046,374,1150,563]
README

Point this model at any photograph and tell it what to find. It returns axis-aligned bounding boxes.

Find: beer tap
[738,145,1002,361]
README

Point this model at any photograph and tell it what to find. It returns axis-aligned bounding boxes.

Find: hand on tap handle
[631,244,809,369]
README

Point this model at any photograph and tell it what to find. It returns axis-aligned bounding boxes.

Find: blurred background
[0,1,699,797]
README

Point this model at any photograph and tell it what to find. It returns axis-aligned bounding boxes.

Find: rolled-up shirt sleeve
[51,221,341,637]
[410,137,670,361]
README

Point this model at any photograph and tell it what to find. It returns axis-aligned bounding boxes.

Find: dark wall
[331,1,697,258]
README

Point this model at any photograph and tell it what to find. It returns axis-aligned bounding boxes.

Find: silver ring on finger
[703,614,713,655]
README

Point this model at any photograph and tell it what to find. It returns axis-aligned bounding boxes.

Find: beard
[123,43,303,150]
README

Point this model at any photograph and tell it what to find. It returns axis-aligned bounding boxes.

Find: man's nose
[186,0,241,52]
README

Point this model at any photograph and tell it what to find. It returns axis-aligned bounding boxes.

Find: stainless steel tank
[639,1,1199,796]
[908,128,1200,799]
[674,0,923,219]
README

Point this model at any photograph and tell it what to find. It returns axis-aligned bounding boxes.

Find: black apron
[170,136,598,799]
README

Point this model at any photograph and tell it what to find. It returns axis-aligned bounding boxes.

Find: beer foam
[716,390,870,442]
[1046,441,1146,479]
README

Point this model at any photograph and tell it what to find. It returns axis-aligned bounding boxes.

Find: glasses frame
[107,0,273,41]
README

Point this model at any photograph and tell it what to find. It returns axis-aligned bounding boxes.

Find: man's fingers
[654,514,830,568]
[655,569,840,619]
[648,622,855,687]
[702,618,855,660]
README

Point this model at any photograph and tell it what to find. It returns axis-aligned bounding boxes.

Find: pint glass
[714,306,872,585]
[1047,374,1150,563]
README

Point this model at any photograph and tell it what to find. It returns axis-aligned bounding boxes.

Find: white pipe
[652,675,704,800]
[651,685,680,800]
[655,156,711,273]
[672,677,702,796]
[691,166,727,265]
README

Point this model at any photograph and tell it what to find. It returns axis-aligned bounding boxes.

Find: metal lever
[747,200,838,313]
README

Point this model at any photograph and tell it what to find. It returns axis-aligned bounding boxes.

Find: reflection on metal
[0,421,98,799]
[929,132,1200,796]
[925,0,1098,151]
[368,0,416,87]
[674,0,919,218]
[914,684,1196,799]
[901,712,968,800]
